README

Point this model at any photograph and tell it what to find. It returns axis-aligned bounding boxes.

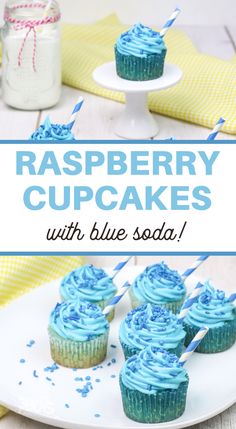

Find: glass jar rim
[4,1,61,25]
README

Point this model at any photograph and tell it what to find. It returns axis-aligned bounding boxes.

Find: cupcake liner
[120,338,185,359]
[115,47,167,81]
[183,315,236,353]
[48,326,109,368]
[60,295,115,322]
[129,286,185,314]
[120,375,189,423]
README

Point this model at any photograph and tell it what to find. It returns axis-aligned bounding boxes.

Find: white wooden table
[0,25,235,140]
[0,25,236,429]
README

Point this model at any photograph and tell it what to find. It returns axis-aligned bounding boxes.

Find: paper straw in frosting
[177,282,204,323]
[207,117,225,141]
[181,255,209,282]
[111,256,133,280]
[160,7,181,38]
[102,281,130,316]
[67,96,84,130]
[179,326,209,365]
[228,293,236,303]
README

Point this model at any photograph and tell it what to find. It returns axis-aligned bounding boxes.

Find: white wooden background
[0,1,236,427]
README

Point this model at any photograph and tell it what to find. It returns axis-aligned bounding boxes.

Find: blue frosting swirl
[30,117,75,141]
[184,281,236,328]
[60,264,116,303]
[115,23,166,58]
[49,300,109,341]
[132,262,186,304]
[121,347,188,393]
[120,304,185,350]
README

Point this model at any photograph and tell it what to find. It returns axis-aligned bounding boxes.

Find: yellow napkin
[62,14,236,135]
[0,255,84,417]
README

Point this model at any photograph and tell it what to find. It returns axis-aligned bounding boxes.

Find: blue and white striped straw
[67,96,84,130]
[177,282,204,323]
[160,7,181,38]
[207,117,225,141]
[181,256,209,282]
[111,256,133,280]
[102,281,130,316]
[228,293,236,303]
[179,326,209,365]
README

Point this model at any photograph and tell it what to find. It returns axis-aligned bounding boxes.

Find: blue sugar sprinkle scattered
[95,379,101,383]
[75,377,83,382]
[85,376,91,381]
[46,377,52,382]
[111,358,116,364]
[65,403,70,408]
[18,381,22,385]
[44,363,59,373]
[111,374,116,378]
[52,382,55,386]
[110,344,117,348]
[72,368,77,372]
[19,358,26,364]
[107,362,111,366]
[26,339,35,348]
[94,414,101,418]
[33,370,39,378]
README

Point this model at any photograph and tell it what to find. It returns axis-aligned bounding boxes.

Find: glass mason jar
[2,0,61,110]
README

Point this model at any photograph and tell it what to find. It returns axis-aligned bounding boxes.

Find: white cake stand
[93,61,182,139]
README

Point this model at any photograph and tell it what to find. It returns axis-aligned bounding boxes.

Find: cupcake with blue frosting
[115,23,167,81]
[120,346,189,423]
[60,264,117,321]
[30,116,76,141]
[120,304,186,358]
[129,262,186,313]
[183,281,236,353]
[49,299,109,368]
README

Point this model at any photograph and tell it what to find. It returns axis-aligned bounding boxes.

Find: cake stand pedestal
[93,61,182,139]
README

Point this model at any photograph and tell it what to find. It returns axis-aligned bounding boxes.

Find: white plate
[0,267,235,429]
[93,62,182,93]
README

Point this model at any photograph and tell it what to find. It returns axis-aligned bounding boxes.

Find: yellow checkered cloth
[62,14,236,135]
[0,256,84,417]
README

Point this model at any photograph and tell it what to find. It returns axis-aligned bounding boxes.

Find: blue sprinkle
[111,358,116,363]
[65,403,70,408]
[82,393,87,397]
[111,374,116,378]
[46,377,52,382]
[94,414,101,418]
[72,368,77,372]
[52,382,55,386]
[44,363,59,373]
[95,379,101,382]
[33,370,39,378]
[18,381,22,385]
[75,377,83,382]
[20,358,26,364]
[110,344,117,348]
[107,362,111,366]
[26,339,35,348]
[85,376,91,381]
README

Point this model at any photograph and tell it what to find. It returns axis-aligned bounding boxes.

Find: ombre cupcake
[129,262,186,313]
[30,117,76,141]
[115,23,167,81]
[60,264,117,321]
[120,347,189,423]
[183,281,236,353]
[48,300,109,368]
[119,304,186,359]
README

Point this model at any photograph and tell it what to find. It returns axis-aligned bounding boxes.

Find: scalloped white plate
[0,266,235,429]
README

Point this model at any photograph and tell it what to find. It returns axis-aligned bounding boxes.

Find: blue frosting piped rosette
[183,281,236,353]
